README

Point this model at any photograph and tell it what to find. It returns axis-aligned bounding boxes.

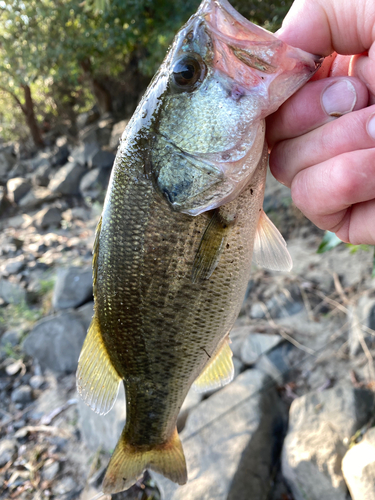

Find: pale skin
[266,0,375,245]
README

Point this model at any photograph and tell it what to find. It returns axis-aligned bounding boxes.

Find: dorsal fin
[253,210,292,271]
[193,337,234,393]
[76,314,121,415]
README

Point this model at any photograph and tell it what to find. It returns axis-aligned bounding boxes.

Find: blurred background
[1,1,375,500]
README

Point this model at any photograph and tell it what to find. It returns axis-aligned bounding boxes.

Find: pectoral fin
[192,209,236,284]
[253,210,293,272]
[76,314,121,415]
[193,337,234,393]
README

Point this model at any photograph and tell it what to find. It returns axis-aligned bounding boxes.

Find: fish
[76,0,321,494]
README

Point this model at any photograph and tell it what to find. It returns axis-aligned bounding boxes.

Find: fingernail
[367,113,375,139]
[321,79,357,117]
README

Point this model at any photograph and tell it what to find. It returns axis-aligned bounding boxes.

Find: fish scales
[97,140,267,447]
[77,0,321,493]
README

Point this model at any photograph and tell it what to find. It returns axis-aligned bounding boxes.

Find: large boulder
[6,177,31,204]
[342,427,375,500]
[52,267,93,310]
[153,369,286,500]
[0,279,27,305]
[33,206,62,230]
[23,310,87,373]
[80,167,111,202]
[49,162,86,195]
[282,384,374,500]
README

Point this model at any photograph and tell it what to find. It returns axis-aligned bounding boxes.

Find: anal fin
[193,337,234,393]
[76,313,121,415]
[253,209,293,272]
[192,208,236,284]
[102,427,187,493]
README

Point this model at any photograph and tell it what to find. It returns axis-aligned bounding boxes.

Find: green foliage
[0,0,293,142]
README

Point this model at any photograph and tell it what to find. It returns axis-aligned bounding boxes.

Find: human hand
[266,0,375,245]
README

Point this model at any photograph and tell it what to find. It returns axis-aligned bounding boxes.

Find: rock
[78,384,126,452]
[52,475,78,496]
[83,142,100,165]
[76,109,100,130]
[0,186,10,215]
[5,359,23,375]
[50,139,70,167]
[18,187,58,209]
[177,388,203,432]
[11,385,33,404]
[153,369,286,500]
[240,333,283,365]
[282,384,374,500]
[49,161,86,195]
[62,206,90,222]
[109,119,128,149]
[29,375,45,390]
[33,206,61,229]
[0,279,27,304]
[1,329,22,349]
[6,177,31,203]
[80,167,111,201]
[342,427,375,500]
[0,144,16,179]
[88,149,115,169]
[23,311,87,373]
[0,439,17,467]
[7,161,30,179]
[75,301,94,331]
[42,460,60,481]
[0,255,25,276]
[33,159,52,186]
[52,267,93,309]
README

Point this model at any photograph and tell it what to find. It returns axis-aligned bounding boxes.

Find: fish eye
[171,55,205,91]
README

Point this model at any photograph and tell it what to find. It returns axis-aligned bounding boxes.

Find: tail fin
[102,427,187,494]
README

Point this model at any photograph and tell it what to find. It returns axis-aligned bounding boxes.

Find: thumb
[276,0,374,56]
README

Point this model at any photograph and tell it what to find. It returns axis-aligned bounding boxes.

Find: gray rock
[177,388,203,432]
[0,439,17,467]
[342,427,375,500]
[240,333,283,365]
[75,301,94,331]
[62,206,90,222]
[7,161,30,179]
[109,119,128,149]
[52,475,77,496]
[0,186,10,215]
[266,289,303,319]
[23,310,87,373]
[78,384,126,452]
[33,206,61,229]
[50,140,70,167]
[33,159,52,186]
[88,149,115,169]
[18,187,58,209]
[1,329,22,348]
[49,161,86,195]
[83,142,100,165]
[11,385,33,404]
[0,279,27,304]
[249,301,266,319]
[80,167,111,201]
[0,144,16,178]
[153,369,286,500]
[42,460,60,481]
[0,255,25,276]
[6,177,31,203]
[282,384,374,500]
[52,267,93,309]
[29,375,45,390]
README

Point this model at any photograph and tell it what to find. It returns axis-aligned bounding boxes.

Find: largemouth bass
[76,0,321,493]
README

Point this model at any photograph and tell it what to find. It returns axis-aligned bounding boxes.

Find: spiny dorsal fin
[92,216,102,295]
[193,337,234,393]
[192,208,236,284]
[102,427,187,493]
[76,314,121,415]
[253,210,292,272]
